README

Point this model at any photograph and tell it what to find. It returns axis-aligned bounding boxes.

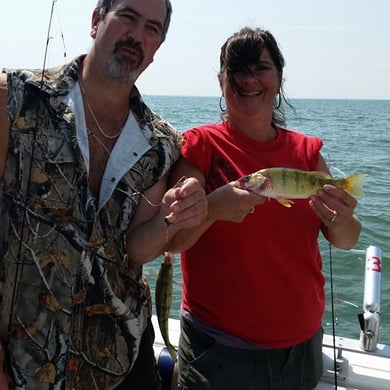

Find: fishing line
[328,242,338,389]
[130,176,188,207]
[54,0,67,59]
[326,160,345,388]
[130,192,163,207]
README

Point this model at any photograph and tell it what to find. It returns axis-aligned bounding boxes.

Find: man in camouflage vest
[0,0,206,388]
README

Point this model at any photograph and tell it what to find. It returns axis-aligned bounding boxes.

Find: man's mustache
[114,38,144,62]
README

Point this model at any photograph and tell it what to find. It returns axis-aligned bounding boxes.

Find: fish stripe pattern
[236,167,367,207]
[155,252,177,360]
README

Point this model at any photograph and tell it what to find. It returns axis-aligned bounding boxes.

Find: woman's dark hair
[218,27,293,127]
[95,0,172,43]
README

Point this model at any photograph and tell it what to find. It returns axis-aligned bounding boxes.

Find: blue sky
[2,0,389,99]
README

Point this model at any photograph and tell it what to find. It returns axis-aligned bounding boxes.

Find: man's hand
[163,176,207,228]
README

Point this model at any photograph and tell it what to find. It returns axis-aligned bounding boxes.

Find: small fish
[155,251,176,360]
[236,167,367,207]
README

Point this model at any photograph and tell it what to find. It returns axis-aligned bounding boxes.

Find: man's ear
[91,9,101,39]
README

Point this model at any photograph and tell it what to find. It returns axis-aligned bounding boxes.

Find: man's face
[91,0,167,83]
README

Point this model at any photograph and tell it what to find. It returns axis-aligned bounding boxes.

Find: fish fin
[173,280,182,287]
[276,197,295,208]
[314,170,333,179]
[344,173,368,196]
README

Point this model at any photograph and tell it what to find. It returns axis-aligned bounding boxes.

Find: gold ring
[329,211,337,222]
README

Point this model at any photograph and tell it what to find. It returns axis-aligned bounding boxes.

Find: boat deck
[317,334,390,389]
[152,317,390,390]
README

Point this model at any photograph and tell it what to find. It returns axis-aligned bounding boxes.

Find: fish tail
[343,173,367,196]
[166,342,177,361]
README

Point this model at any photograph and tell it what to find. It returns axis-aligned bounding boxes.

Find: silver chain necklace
[79,80,124,140]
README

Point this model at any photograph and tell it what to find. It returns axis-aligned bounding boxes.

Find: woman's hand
[309,184,361,249]
[310,184,358,227]
[208,181,266,223]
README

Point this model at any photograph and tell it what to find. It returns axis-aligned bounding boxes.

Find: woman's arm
[309,154,362,249]
[165,158,266,253]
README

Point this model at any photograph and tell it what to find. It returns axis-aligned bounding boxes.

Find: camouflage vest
[0,56,181,389]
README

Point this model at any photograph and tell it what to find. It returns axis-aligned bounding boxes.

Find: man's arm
[0,73,10,389]
[126,173,207,264]
[0,73,10,180]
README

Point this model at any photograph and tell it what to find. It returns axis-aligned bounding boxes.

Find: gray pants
[178,318,323,390]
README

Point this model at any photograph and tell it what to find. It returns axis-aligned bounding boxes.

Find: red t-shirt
[181,121,325,348]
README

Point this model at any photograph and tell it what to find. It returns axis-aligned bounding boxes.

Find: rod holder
[358,246,382,352]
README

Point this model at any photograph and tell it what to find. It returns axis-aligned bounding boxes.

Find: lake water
[143,95,390,345]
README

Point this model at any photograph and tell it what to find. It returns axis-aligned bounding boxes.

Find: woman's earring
[273,91,281,109]
[219,96,227,112]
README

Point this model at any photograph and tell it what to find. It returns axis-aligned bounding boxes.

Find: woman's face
[221,47,281,123]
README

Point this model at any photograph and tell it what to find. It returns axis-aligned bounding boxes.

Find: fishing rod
[6,0,62,343]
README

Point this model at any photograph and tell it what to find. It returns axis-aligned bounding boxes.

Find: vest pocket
[17,133,84,211]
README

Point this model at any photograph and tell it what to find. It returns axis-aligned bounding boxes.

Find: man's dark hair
[95,0,172,42]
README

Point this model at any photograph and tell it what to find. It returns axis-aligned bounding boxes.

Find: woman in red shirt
[169,27,362,389]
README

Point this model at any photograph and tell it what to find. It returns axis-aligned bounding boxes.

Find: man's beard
[106,39,145,84]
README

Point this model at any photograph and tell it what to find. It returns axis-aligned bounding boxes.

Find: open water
[143,96,390,345]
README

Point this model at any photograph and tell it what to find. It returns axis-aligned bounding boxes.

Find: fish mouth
[237,175,265,190]
[237,172,269,194]
[237,175,250,188]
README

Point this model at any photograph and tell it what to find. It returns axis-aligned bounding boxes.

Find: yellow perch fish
[236,167,367,207]
[155,251,177,360]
